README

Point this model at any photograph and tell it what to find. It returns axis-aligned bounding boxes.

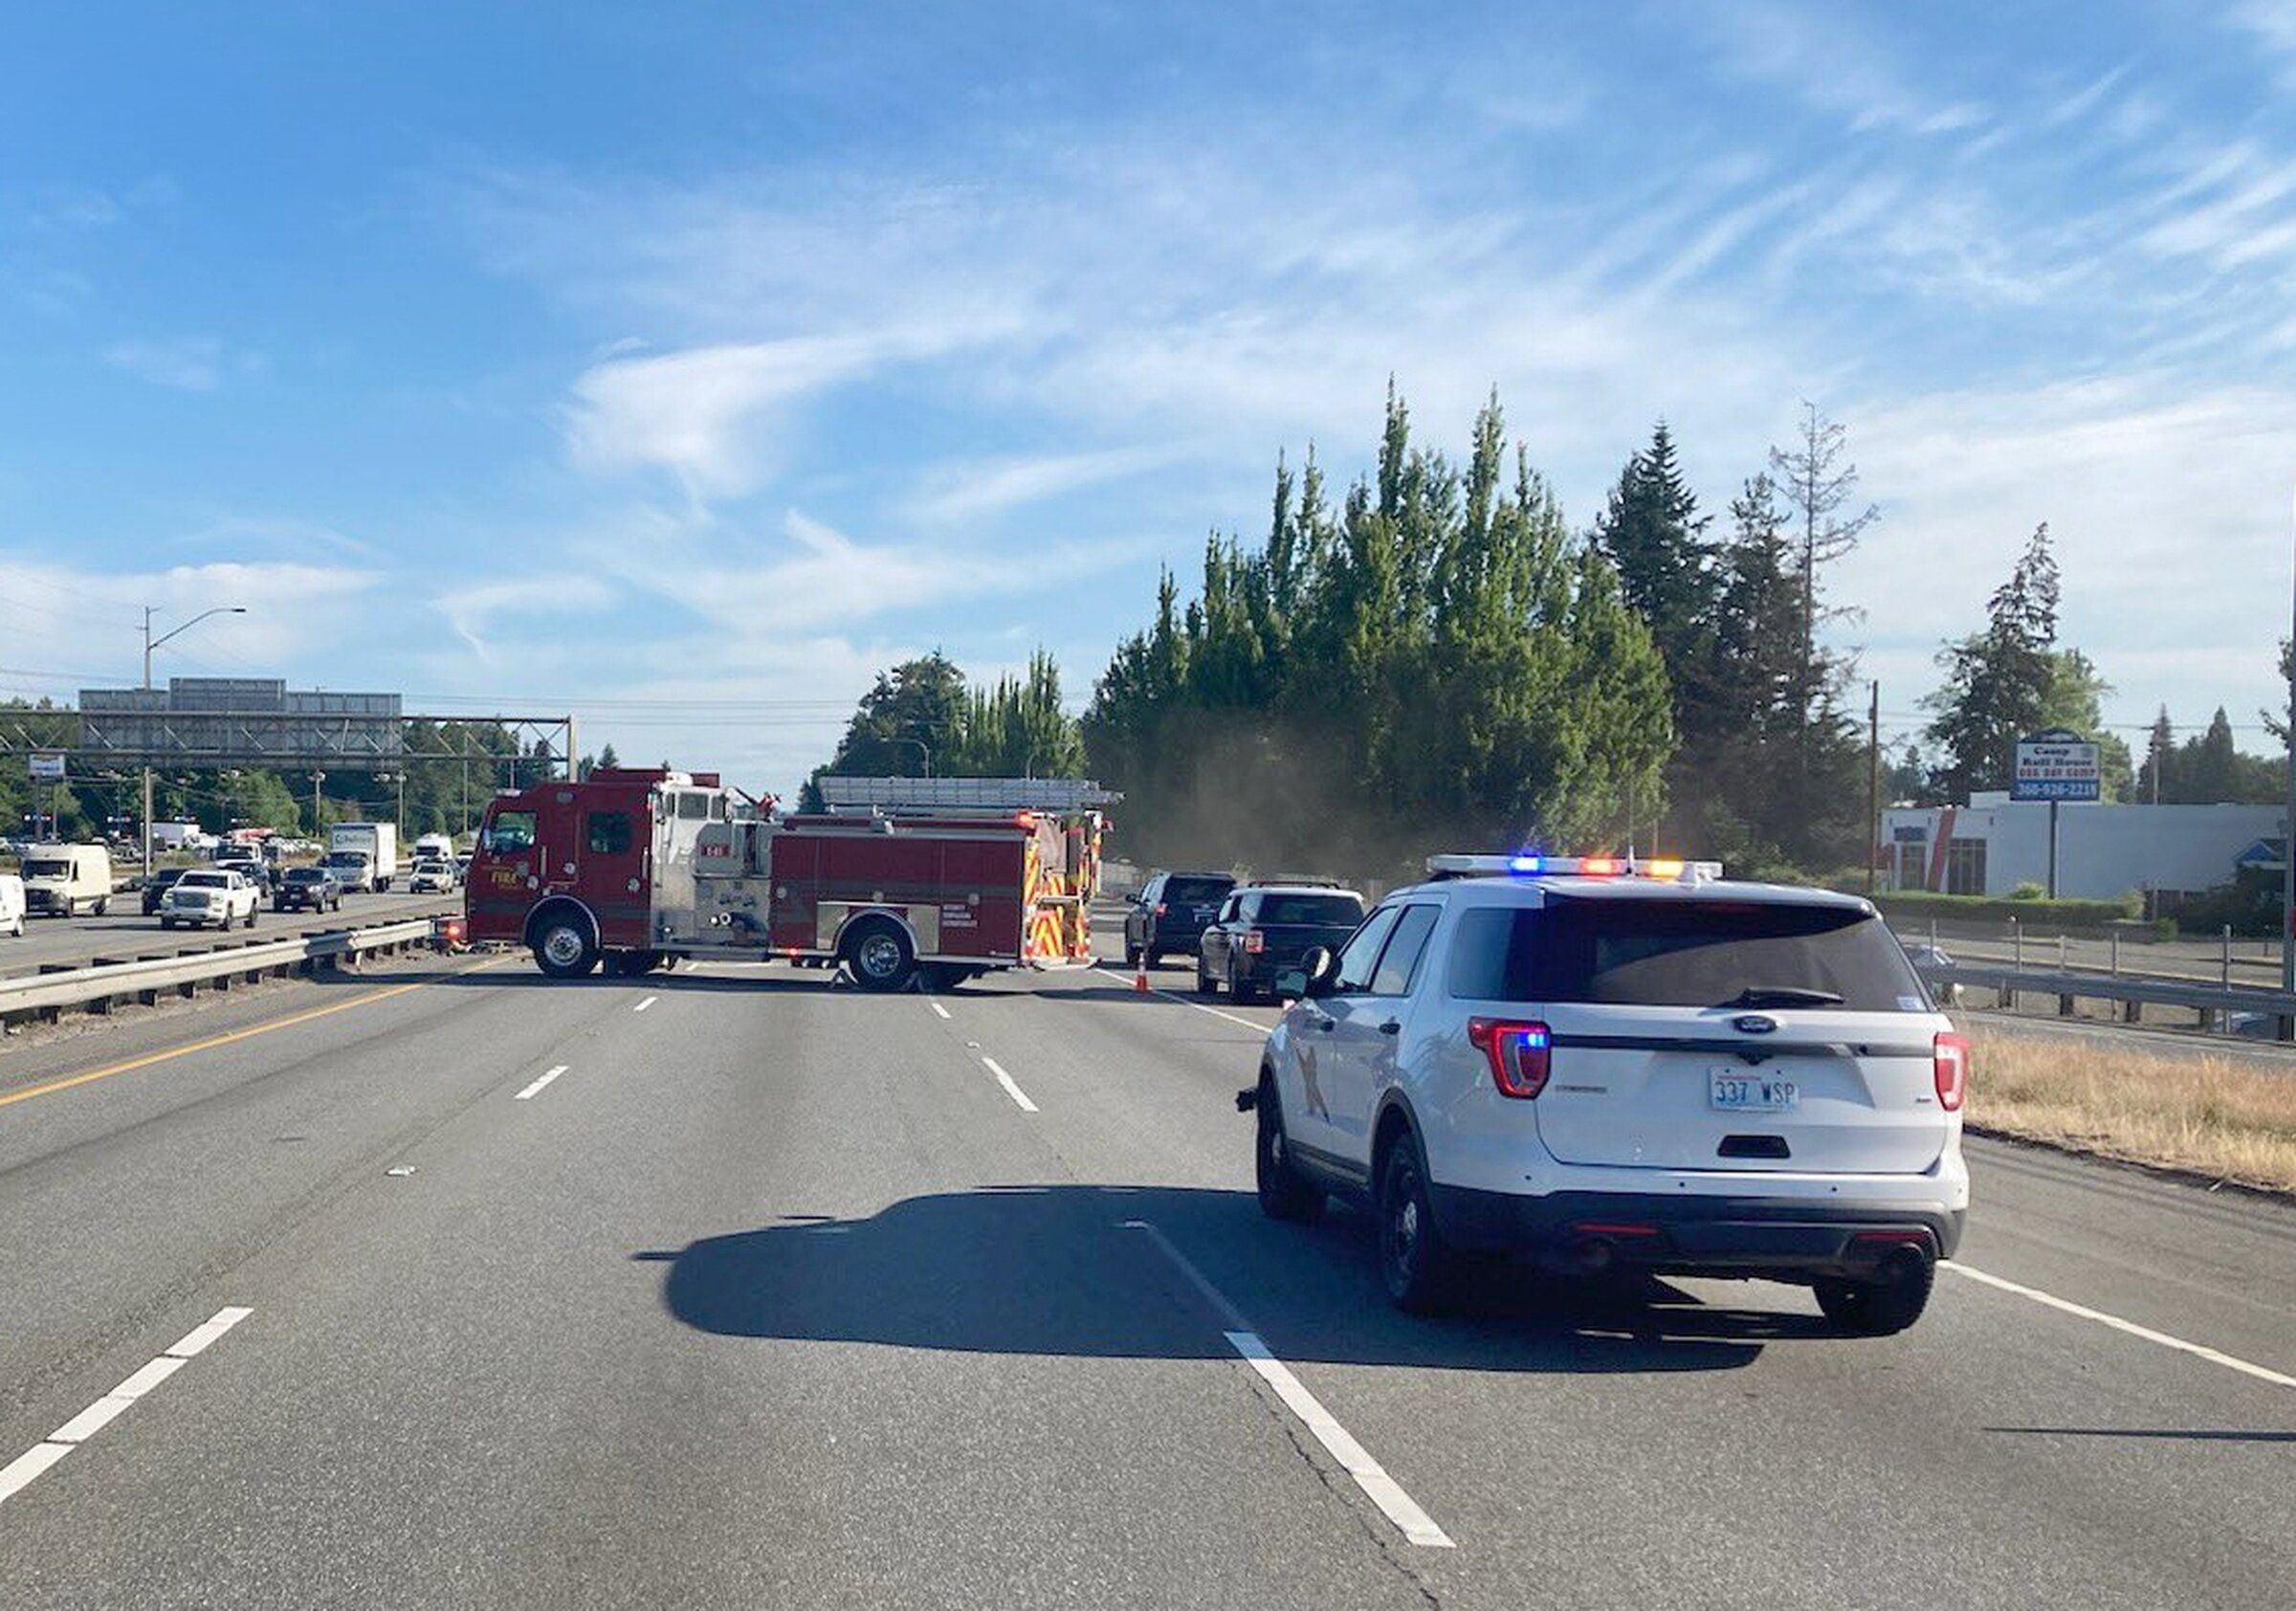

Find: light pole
[140,605,247,873]
[886,735,933,777]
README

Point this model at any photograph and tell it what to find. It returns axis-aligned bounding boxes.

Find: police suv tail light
[1933,1032,1969,1113]
[1245,929,1265,954]
[1468,1018,1552,1099]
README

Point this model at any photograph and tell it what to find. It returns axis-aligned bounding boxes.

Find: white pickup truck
[161,868,261,930]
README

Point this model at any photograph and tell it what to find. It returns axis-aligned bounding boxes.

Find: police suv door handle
[1378,1019,1401,1035]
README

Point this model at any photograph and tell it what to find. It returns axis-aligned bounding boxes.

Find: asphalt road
[0,891,456,981]
[0,946,2290,1608]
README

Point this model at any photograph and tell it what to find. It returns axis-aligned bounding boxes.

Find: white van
[21,843,115,918]
[0,872,24,938]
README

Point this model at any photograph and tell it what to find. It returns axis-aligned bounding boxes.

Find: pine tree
[1924,524,2062,799]
[1767,404,1878,721]
[2141,708,2175,805]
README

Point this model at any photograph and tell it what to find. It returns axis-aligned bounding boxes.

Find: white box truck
[327,823,400,893]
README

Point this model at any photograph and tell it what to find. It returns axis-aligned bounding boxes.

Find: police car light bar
[1424,853,1723,883]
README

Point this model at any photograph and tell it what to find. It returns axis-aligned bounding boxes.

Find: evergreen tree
[1768,404,1878,720]
[1593,421,1718,741]
[2140,708,2175,805]
[1924,524,2062,799]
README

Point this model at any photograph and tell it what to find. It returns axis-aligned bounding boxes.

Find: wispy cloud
[905,444,1192,525]
[433,575,616,660]
[1682,1,1990,137]
[101,337,257,392]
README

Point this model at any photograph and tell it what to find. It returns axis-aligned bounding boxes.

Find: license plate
[1711,1068,1798,1112]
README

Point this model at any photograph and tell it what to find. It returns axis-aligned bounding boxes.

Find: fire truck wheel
[843,918,916,993]
[533,914,600,978]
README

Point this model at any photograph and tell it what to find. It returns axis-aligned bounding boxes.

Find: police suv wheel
[535,916,599,978]
[1378,1134,1461,1313]
[1255,1077,1323,1224]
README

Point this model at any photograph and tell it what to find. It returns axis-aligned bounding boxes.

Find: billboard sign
[2012,728,2100,803]
[28,752,66,782]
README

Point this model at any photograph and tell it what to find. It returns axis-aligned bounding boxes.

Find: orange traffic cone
[1134,960,1149,994]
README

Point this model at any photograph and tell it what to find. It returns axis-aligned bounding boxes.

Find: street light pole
[139,605,247,873]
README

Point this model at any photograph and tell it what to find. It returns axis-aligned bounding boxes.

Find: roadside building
[1880,794,2284,907]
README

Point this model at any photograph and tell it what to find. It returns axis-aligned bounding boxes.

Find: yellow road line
[0,960,493,1112]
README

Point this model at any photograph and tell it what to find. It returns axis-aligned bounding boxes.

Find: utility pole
[1866,679,1881,894]
[2283,477,2296,1003]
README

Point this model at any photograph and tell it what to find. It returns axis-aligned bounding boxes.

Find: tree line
[801,386,2285,880]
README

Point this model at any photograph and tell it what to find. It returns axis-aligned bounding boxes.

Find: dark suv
[141,867,189,916]
[274,866,343,913]
[1123,871,1237,967]
[1196,884,1365,1003]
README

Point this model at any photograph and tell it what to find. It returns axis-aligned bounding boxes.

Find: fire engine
[464,768,1114,992]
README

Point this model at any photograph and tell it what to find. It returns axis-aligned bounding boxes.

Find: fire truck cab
[465,767,1108,992]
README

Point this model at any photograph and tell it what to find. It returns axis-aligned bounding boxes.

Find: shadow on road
[642,1183,1792,1374]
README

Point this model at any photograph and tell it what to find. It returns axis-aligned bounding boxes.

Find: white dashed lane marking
[981,1055,1039,1113]
[0,1307,253,1511]
[514,1065,569,1101]
[633,996,657,1013]
[1124,1221,1454,1549]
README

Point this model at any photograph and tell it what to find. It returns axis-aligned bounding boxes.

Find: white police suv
[1246,854,1968,1333]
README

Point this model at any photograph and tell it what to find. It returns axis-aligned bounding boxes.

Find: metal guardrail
[1916,961,2296,1037]
[0,918,438,1024]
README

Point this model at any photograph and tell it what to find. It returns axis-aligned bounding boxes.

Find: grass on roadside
[1967,1026,2296,1195]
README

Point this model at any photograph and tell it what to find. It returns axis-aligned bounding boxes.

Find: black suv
[1123,871,1237,967]
[1195,883,1365,1003]
[274,866,343,913]
[141,867,188,916]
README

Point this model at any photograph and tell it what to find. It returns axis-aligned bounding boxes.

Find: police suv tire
[1378,1130,1463,1313]
[844,918,916,993]
[1255,1076,1323,1225]
[1814,1253,1935,1335]
[533,915,600,979]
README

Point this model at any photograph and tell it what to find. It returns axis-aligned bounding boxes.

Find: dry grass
[1967,1027,2296,1195]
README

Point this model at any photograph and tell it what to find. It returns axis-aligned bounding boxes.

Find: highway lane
[0,950,2289,1607]
[0,891,456,981]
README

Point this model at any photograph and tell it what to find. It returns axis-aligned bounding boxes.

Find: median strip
[0,1307,252,1512]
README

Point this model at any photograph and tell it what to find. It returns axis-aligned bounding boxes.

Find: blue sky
[3,1,2294,794]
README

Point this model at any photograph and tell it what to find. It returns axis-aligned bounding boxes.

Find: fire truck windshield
[484,810,537,853]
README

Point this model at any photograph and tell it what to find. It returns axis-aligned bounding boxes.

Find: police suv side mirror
[1292,945,1337,1000]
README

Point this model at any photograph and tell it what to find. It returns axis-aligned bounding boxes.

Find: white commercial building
[1880,794,2284,904]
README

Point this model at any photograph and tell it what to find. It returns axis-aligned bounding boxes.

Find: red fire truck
[464,768,1111,991]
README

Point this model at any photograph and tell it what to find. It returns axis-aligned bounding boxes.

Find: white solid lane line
[515,1065,569,1101]
[928,1000,952,1020]
[0,1306,252,1512]
[1124,1220,1454,1550]
[980,1055,1039,1113]
[1946,1263,2296,1391]
[1090,965,1269,1034]
[633,996,657,1012]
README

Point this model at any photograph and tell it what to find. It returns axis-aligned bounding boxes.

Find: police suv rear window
[1446,897,1927,1012]
[1256,893,1362,925]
